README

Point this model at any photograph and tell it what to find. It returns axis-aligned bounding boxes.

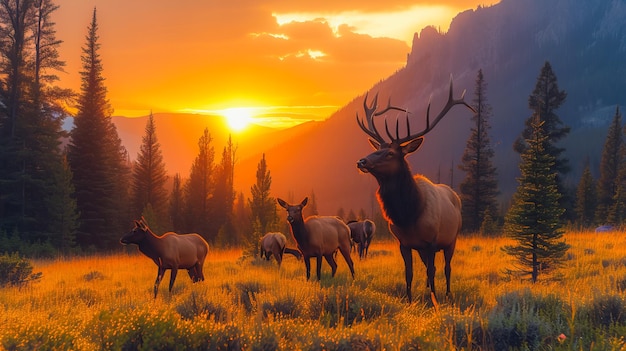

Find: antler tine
[407,75,474,141]
[357,92,387,144]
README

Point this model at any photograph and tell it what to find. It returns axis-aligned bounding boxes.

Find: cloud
[54,0,496,119]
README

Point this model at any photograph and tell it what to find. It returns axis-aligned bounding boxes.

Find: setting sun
[221,107,254,132]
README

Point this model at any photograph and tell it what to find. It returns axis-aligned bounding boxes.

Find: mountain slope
[236,0,626,214]
[111,0,626,216]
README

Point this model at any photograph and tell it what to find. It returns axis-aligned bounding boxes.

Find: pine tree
[514,61,571,219]
[575,161,596,229]
[504,116,569,283]
[458,69,499,233]
[131,112,168,227]
[595,106,622,225]
[247,154,278,255]
[248,154,277,235]
[67,8,130,250]
[211,135,236,244]
[0,0,77,248]
[169,173,184,232]
[183,128,214,239]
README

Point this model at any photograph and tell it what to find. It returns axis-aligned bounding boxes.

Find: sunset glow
[220,107,254,132]
[53,0,500,125]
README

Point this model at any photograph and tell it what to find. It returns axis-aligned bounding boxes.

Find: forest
[0,1,624,261]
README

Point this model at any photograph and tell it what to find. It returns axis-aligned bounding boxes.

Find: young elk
[347,219,376,259]
[259,232,302,267]
[120,218,209,299]
[355,78,473,302]
[277,197,355,280]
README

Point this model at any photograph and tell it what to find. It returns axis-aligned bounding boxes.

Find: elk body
[355,78,473,302]
[277,197,355,280]
[120,218,209,298]
[347,219,376,259]
[260,232,302,266]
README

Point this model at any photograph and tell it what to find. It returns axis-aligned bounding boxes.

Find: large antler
[357,75,475,146]
[356,92,407,145]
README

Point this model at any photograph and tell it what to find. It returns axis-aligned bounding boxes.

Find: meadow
[1,231,626,350]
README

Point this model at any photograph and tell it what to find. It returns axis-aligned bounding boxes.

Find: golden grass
[1,231,625,350]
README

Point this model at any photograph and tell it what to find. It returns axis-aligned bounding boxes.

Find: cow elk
[120,217,210,299]
[355,77,474,302]
[347,219,376,259]
[277,197,355,280]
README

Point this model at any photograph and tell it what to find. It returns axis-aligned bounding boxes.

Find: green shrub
[579,294,626,328]
[0,252,42,287]
[485,290,567,350]
[176,290,230,322]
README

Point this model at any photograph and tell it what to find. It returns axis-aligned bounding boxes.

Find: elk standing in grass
[277,198,355,280]
[260,232,302,266]
[347,219,376,259]
[120,218,209,298]
[355,78,473,302]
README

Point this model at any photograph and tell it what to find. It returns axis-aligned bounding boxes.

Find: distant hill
[110,0,626,216]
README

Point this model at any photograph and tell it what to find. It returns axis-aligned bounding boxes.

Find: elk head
[356,76,474,177]
[277,197,308,223]
[120,217,150,245]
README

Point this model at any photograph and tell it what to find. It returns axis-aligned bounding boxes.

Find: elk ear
[277,198,288,209]
[401,137,424,155]
[300,197,308,207]
[368,138,381,150]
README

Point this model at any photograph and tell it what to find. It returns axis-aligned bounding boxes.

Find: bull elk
[120,218,210,299]
[260,232,303,266]
[355,77,473,302]
[277,197,355,280]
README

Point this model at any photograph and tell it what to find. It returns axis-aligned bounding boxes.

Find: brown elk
[347,219,376,259]
[120,218,209,298]
[355,78,473,302]
[259,232,302,266]
[277,197,355,280]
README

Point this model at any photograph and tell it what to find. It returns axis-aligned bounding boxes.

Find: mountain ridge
[110,0,626,215]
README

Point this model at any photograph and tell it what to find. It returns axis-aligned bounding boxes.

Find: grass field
[1,231,626,350]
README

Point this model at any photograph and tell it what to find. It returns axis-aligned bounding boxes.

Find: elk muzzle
[357,159,370,173]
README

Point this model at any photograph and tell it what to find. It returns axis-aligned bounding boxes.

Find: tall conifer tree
[131,112,168,227]
[595,106,622,225]
[0,0,77,250]
[183,128,214,239]
[458,69,499,233]
[504,117,569,283]
[67,8,130,250]
[575,161,596,229]
[169,173,184,232]
[514,61,570,218]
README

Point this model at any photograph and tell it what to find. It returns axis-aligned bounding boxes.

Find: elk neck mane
[376,163,424,228]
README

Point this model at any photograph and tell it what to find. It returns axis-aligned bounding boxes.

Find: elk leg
[169,268,178,293]
[316,255,323,280]
[304,256,311,280]
[324,254,338,277]
[338,244,355,279]
[154,267,166,299]
[444,243,455,296]
[276,249,283,267]
[419,249,436,295]
[400,245,413,303]
[196,262,205,282]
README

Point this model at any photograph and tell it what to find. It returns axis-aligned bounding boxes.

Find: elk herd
[121,77,474,303]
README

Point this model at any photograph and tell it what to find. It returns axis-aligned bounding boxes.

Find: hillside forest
[0,1,624,260]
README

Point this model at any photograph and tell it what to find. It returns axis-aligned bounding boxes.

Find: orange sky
[53,0,499,128]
